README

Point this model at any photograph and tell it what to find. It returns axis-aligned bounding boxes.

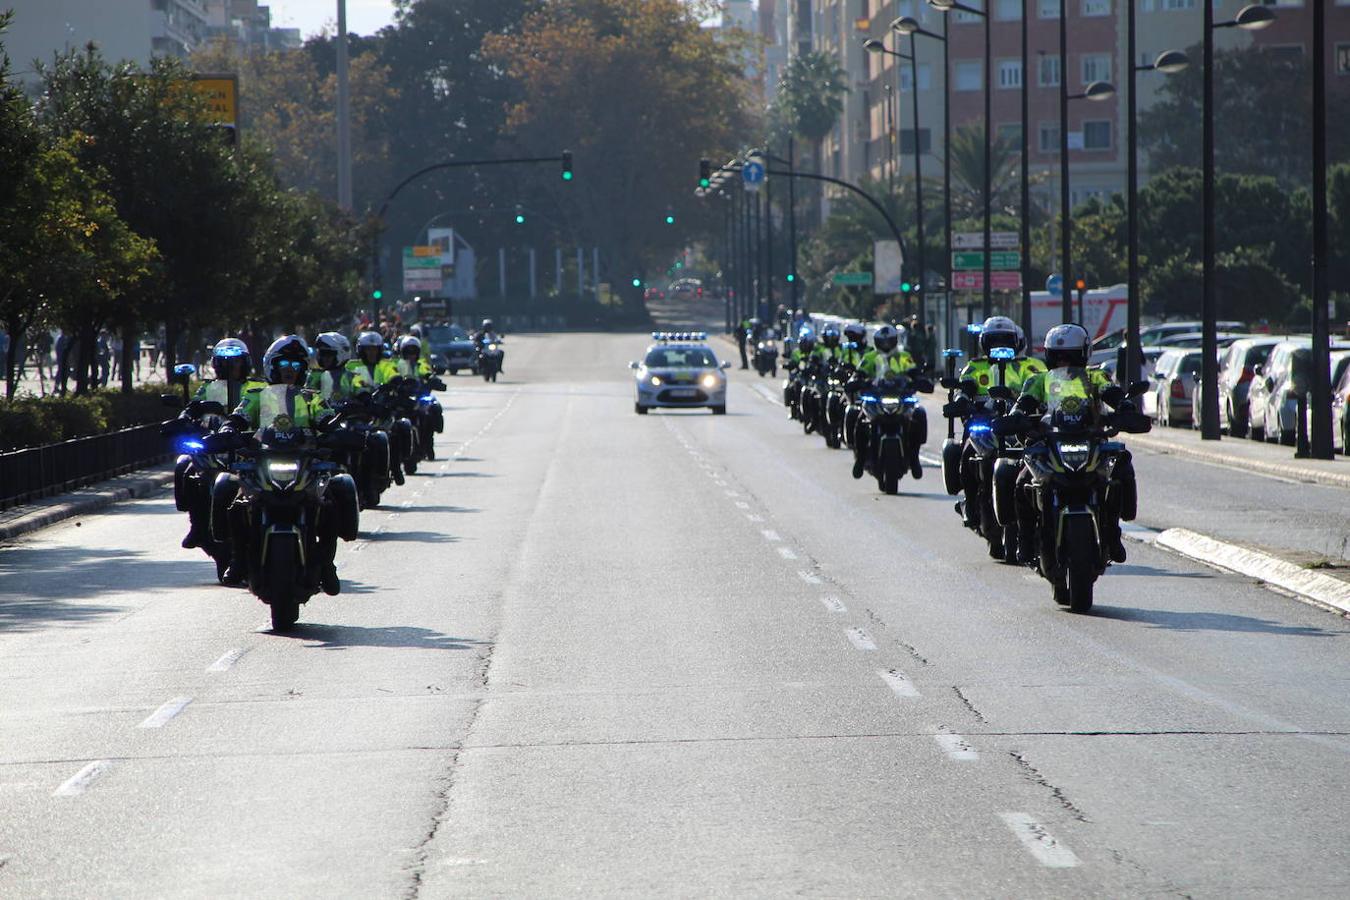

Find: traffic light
[786,273,796,283]
[514,205,526,225]
[561,150,573,181]
[901,281,912,293]
[371,289,383,301]
[699,157,711,189]
[631,277,642,288]
[1075,278,1087,291]
[664,210,676,225]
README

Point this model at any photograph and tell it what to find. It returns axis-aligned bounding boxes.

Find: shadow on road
[363,530,460,544]
[1092,606,1337,637]
[282,622,485,651]
[1108,563,1211,579]
[395,505,479,514]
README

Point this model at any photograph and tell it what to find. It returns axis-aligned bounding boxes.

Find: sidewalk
[0,464,174,543]
[1126,425,1350,490]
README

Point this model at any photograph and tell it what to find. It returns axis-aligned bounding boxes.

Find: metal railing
[0,423,170,511]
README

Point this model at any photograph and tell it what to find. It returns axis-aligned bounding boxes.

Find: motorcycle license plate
[670,388,698,398]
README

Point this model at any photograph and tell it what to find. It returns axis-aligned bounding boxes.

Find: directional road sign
[832,271,873,286]
[741,160,766,192]
[952,251,1021,271]
[952,271,1022,292]
[953,231,1018,250]
[1046,273,1063,296]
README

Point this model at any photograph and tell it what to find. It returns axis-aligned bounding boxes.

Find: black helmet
[798,333,817,353]
[1043,324,1091,369]
[873,324,900,354]
[212,337,252,382]
[843,323,867,346]
[262,335,310,384]
[821,325,841,348]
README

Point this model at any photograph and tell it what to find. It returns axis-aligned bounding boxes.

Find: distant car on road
[1151,348,1204,428]
[422,323,477,375]
[630,332,729,415]
[668,278,703,299]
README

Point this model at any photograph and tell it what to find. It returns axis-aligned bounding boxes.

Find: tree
[482,0,755,310]
[770,51,847,147]
[1143,245,1300,324]
[945,123,1031,222]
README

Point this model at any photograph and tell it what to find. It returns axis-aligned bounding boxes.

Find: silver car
[631,333,729,415]
[1151,348,1203,428]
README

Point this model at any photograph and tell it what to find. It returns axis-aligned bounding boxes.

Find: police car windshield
[645,348,716,368]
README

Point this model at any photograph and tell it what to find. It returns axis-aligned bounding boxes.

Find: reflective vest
[234,385,330,431]
[194,378,263,410]
[858,349,916,381]
[959,357,1047,396]
[308,366,371,402]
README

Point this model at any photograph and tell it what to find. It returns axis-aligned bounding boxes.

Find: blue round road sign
[1046,273,1063,297]
[742,161,766,185]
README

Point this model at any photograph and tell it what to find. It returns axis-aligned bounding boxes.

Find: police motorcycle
[324,384,399,509]
[160,363,236,580]
[753,328,779,378]
[992,370,1150,612]
[798,353,831,436]
[941,346,1023,561]
[782,331,817,421]
[856,373,934,495]
[204,391,362,631]
[477,338,504,382]
[385,369,446,466]
[822,354,854,450]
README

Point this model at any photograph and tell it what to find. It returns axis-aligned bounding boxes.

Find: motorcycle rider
[308,332,371,402]
[350,330,397,386]
[818,325,844,365]
[852,324,925,480]
[394,335,433,380]
[1012,323,1137,565]
[472,319,504,374]
[785,330,818,419]
[841,323,870,366]
[177,337,264,550]
[223,335,342,594]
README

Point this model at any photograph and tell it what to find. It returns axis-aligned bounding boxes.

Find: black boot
[321,564,340,596]
[909,449,923,480]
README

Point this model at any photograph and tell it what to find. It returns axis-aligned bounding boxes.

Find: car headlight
[1056,442,1091,470]
[265,459,300,485]
[701,373,719,389]
[648,374,663,386]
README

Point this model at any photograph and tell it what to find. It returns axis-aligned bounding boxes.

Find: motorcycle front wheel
[1064,517,1098,613]
[879,440,901,495]
[261,535,302,631]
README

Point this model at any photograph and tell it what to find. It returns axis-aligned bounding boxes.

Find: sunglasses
[276,360,305,371]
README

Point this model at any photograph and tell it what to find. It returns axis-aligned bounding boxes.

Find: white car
[631,332,729,415]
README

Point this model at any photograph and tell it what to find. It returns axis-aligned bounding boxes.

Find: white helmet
[397,335,422,356]
[313,332,351,366]
[261,335,310,383]
[980,316,1023,355]
[1043,323,1091,369]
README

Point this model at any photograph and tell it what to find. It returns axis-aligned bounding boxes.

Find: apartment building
[203,0,301,51]
[2,0,208,75]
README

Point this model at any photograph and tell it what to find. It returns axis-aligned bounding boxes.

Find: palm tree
[944,123,1044,222]
[771,51,848,147]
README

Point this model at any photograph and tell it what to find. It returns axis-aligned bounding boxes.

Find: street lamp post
[925,0,992,317]
[1311,0,1331,459]
[1200,3,1276,440]
[1020,0,1031,338]
[1126,48,1188,385]
[1060,79,1116,322]
[867,35,926,326]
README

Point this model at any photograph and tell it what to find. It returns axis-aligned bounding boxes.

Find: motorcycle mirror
[1110,410,1153,434]
[434,365,447,375]
[628,361,640,370]
[198,400,225,415]
[987,385,1014,402]
[914,378,935,394]
[720,361,732,370]
[939,376,960,390]
[161,394,184,408]
[430,378,447,391]
[991,415,1026,437]
[1126,380,1150,397]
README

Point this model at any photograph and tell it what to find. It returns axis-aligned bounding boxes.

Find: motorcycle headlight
[701,373,719,389]
[1056,442,1092,470]
[265,459,300,485]
[880,397,902,412]
[488,343,498,351]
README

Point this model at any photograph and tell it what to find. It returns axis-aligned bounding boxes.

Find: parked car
[1194,336,1280,437]
[1091,320,1244,366]
[1151,349,1204,428]
[1151,331,1246,350]
[1307,351,1350,451]
[1248,340,1312,444]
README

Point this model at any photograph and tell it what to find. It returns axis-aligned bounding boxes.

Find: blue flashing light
[215,347,246,357]
[420,394,435,402]
[965,323,984,334]
[179,439,205,452]
[903,396,920,405]
[990,346,1016,361]
[942,348,965,358]
[967,423,992,434]
[860,394,878,403]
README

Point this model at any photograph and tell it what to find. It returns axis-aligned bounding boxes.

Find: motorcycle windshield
[1042,368,1097,430]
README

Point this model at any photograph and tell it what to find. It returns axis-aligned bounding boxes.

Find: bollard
[1295,392,1311,458]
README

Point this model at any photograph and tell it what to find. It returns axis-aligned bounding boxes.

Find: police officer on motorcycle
[309,332,371,402]
[852,324,924,480]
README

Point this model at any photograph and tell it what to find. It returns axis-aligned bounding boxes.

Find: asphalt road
[3,330,1350,898]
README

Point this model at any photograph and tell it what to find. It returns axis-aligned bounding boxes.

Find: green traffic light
[786,273,795,283]
[631,278,642,288]
[562,170,573,181]
[699,178,710,188]
[901,281,912,292]
[674,260,683,268]
[515,214,525,224]
[372,289,383,300]
[665,215,675,225]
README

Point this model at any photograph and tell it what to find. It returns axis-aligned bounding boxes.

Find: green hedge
[0,383,187,453]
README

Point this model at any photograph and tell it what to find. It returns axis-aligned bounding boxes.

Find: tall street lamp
[1059,79,1116,322]
[865,37,926,325]
[1311,0,1331,458]
[1200,2,1275,439]
[926,0,993,317]
[892,16,949,335]
[1124,47,1188,385]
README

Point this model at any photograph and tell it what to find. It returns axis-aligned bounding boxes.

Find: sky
[267,0,400,39]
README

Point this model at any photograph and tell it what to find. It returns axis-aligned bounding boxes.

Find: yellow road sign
[191,75,238,126]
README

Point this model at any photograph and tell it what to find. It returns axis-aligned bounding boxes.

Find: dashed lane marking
[138,697,192,729]
[999,812,1081,868]
[879,668,918,697]
[846,628,877,651]
[819,596,847,613]
[798,571,823,585]
[53,760,113,797]
[746,514,765,523]
[777,546,799,560]
[207,648,246,673]
[735,502,750,509]
[761,530,782,542]
[935,732,979,761]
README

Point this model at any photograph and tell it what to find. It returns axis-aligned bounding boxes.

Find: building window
[900,64,933,91]
[955,0,985,23]
[1081,53,1112,84]
[1161,0,1194,9]
[900,128,933,154]
[997,0,1022,18]
[1083,120,1112,150]
[1082,0,1110,14]
[998,122,1024,144]
[1039,122,1060,153]
[1038,0,1061,17]
[997,59,1023,88]
[1337,43,1350,75]
[1038,55,1061,86]
[955,61,982,91]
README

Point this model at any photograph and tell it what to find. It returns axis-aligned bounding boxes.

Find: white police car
[630,332,730,415]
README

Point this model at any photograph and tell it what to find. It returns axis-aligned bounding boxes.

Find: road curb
[1127,432,1350,490]
[1151,526,1350,617]
[0,467,175,544]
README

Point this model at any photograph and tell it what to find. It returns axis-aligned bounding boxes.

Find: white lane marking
[819,596,847,613]
[207,648,246,673]
[725,490,740,498]
[847,628,877,651]
[751,383,784,406]
[53,760,113,797]
[401,499,413,509]
[879,668,918,697]
[387,513,400,520]
[735,501,750,509]
[138,697,192,729]
[918,452,942,467]
[999,812,1081,868]
[714,480,727,487]
[761,530,782,542]
[798,570,822,585]
[935,732,979,761]
[746,514,765,523]
[777,546,799,560]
